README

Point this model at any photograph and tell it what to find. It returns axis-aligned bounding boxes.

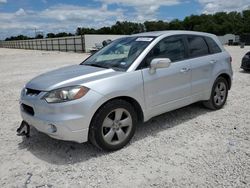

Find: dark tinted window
[187,36,209,58]
[142,36,186,68]
[205,37,222,54]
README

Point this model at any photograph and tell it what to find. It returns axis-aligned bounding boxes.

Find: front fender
[85,70,146,121]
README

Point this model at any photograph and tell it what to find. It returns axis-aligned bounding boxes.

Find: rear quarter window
[187,36,209,58]
[205,37,222,54]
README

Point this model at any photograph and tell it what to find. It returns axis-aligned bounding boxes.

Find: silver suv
[19,31,233,151]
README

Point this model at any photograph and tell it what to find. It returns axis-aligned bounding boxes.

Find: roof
[132,30,215,37]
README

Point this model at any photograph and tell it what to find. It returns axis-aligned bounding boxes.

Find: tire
[203,77,229,110]
[89,99,137,151]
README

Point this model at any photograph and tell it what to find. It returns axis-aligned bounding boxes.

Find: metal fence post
[58,39,60,51]
[81,35,84,52]
[46,39,48,51]
[65,38,67,52]
[52,39,54,51]
[73,37,76,52]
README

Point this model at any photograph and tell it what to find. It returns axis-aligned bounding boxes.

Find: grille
[26,88,41,96]
[21,104,34,116]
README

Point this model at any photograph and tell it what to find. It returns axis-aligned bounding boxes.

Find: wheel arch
[217,73,232,90]
[90,96,144,125]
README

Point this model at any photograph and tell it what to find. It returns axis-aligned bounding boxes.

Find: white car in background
[19,31,233,151]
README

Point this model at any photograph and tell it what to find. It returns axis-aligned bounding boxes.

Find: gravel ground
[0,47,249,188]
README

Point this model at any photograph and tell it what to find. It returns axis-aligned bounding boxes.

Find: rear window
[205,37,222,54]
[187,36,209,58]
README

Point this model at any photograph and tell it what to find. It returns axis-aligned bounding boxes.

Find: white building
[218,34,240,45]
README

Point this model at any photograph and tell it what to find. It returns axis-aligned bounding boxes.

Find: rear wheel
[203,77,228,110]
[89,99,137,151]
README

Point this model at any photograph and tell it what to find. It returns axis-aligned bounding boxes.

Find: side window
[142,36,186,68]
[187,36,209,58]
[205,37,222,54]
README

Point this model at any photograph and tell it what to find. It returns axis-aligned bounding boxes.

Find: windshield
[81,36,155,71]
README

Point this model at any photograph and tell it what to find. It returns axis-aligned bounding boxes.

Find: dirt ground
[0,46,249,188]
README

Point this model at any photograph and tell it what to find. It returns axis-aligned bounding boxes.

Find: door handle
[210,60,217,64]
[180,68,190,73]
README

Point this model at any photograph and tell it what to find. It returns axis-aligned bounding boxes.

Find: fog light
[48,124,57,133]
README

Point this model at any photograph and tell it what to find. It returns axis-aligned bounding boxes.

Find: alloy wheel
[213,81,227,106]
[101,108,132,145]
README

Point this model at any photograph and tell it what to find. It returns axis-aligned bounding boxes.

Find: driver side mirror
[149,58,171,74]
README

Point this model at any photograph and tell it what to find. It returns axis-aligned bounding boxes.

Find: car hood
[26,65,120,91]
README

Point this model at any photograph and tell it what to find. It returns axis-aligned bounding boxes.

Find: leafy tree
[144,21,169,31]
[46,33,56,38]
[5,9,250,41]
[168,19,185,30]
[35,34,43,39]
[242,10,250,33]
[5,35,30,41]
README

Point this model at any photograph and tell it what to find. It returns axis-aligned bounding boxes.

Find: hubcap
[102,108,132,145]
[213,82,226,106]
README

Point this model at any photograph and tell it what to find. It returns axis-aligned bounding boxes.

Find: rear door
[185,35,214,99]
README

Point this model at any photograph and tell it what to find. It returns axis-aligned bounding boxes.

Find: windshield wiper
[84,64,109,69]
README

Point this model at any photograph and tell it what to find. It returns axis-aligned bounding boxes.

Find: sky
[0,0,250,39]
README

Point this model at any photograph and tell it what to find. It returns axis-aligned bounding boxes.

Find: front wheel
[89,99,137,151]
[203,77,229,110]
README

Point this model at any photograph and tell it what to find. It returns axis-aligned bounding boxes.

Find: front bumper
[20,110,89,143]
[20,89,104,143]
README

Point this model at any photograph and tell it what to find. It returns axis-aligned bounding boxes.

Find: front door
[141,35,192,117]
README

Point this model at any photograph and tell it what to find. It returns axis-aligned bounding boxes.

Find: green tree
[5,9,250,41]
[242,10,250,33]
[5,35,30,41]
[169,19,184,30]
[144,21,169,31]
[46,33,56,38]
[35,34,43,39]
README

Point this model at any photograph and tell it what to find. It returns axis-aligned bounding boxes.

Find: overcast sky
[0,0,250,39]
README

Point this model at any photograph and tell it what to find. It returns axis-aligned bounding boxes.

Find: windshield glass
[81,36,155,71]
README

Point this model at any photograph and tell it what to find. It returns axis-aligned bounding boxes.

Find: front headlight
[43,86,89,103]
[21,87,26,97]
